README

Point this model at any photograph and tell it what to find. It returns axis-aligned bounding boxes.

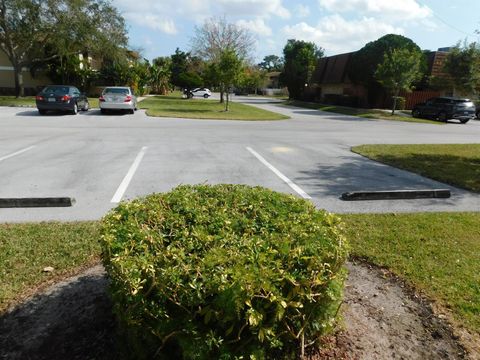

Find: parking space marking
[0,145,36,163]
[246,147,311,199]
[111,146,147,203]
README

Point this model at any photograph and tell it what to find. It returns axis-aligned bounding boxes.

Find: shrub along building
[307,48,454,110]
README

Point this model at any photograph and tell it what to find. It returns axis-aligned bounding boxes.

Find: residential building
[310,48,455,109]
[0,50,52,95]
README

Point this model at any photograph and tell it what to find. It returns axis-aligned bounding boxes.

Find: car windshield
[42,86,70,95]
[453,99,473,105]
[104,88,129,95]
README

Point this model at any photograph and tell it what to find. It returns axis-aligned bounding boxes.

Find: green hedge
[100,184,348,359]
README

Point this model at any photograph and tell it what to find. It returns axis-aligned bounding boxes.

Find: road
[1,97,479,222]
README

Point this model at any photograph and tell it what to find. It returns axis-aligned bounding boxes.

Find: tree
[258,55,283,72]
[0,0,127,97]
[190,16,254,102]
[280,39,323,100]
[443,42,480,96]
[150,57,172,95]
[170,48,203,90]
[215,48,243,111]
[374,48,423,115]
[348,34,425,107]
[237,66,267,94]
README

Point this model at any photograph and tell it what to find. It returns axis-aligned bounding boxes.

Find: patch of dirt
[0,262,471,359]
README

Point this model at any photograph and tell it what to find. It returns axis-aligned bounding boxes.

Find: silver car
[99,87,137,114]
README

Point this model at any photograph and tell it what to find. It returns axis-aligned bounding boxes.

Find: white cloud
[217,0,290,19]
[296,4,310,18]
[283,15,404,54]
[125,13,178,34]
[318,0,432,21]
[236,18,272,36]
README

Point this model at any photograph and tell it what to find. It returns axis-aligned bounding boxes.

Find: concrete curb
[0,197,75,208]
[341,189,451,201]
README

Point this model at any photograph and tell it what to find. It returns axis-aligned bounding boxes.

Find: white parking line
[111,146,147,203]
[246,147,311,199]
[0,146,36,163]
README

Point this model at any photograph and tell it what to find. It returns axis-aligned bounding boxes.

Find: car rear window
[104,88,129,95]
[42,86,70,95]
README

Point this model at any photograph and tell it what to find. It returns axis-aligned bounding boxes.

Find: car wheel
[437,112,448,122]
[129,108,134,114]
[71,103,78,115]
[412,108,421,118]
[38,109,47,115]
[82,101,89,112]
[460,119,469,124]
[203,94,209,98]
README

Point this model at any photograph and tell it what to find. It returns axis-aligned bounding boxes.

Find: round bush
[100,184,349,359]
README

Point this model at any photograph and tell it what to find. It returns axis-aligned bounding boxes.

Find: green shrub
[100,184,348,359]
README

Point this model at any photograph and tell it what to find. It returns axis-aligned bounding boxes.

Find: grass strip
[0,96,99,109]
[285,100,441,125]
[352,144,480,192]
[342,212,480,334]
[140,93,289,120]
[0,221,101,312]
[1,213,479,337]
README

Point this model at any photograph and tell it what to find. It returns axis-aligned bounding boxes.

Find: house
[0,49,105,96]
[260,71,288,96]
[308,52,367,106]
[0,50,52,96]
[310,48,454,109]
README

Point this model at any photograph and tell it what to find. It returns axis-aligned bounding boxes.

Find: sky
[110,0,480,62]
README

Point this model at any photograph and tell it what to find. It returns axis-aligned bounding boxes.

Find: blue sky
[111,0,480,62]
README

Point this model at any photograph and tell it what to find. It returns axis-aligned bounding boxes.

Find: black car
[411,97,476,124]
[36,85,89,115]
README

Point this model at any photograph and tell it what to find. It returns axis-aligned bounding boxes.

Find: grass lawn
[0,221,101,312]
[1,213,479,340]
[0,96,100,109]
[352,144,480,192]
[285,100,441,125]
[342,212,480,335]
[140,93,289,120]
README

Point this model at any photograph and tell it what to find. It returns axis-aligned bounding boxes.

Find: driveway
[1,100,479,222]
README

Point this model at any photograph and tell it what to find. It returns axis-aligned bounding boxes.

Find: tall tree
[170,48,203,90]
[443,42,480,96]
[258,55,283,72]
[0,0,127,97]
[215,48,243,111]
[150,57,172,95]
[280,39,323,100]
[190,16,254,102]
[347,34,425,107]
[374,48,423,115]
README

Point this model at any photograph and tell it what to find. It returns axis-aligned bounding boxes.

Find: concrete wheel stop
[0,197,76,208]
[341,189,451,201]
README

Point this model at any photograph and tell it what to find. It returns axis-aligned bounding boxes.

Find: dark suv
[412,97,476,124]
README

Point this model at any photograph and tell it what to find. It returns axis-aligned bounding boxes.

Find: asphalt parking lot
[1,97,479,222]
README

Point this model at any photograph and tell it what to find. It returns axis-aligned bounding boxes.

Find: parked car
[190,88,211,98]
[476,106,479,120]
[411,97,476,123]
[36,85,89,115]
[99,87,137,114]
